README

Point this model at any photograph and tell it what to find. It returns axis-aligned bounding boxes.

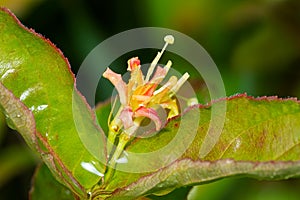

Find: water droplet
[20,88,34,101]
[29,105,48,113]
[115,155,128,164]
[1,69,15,79]
[81,162,104,177]
[37,105,48,111]
[65,190,71,195]
[233,138,241,152]
[87,191,92,198]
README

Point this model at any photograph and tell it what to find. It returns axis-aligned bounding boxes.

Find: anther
[146,34,175,82]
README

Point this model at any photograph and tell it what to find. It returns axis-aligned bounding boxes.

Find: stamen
[170,72,190,94]
[132,95,151,102]
[162,35,174,53]
[108,96,118,127]
[145,52,161,82]
[145,35,175,82]
[153,76,177,95]
[164,60,172,74]
[164,35,175,45]
[149,61,172,84]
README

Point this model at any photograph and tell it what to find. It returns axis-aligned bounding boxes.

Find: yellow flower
[102,35,191,183]
[103,35,189,136]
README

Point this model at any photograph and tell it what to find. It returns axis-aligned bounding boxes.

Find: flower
[103,35,189,136]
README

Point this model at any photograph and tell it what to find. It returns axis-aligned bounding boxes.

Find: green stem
[107,130,117,159]
[104,133,130,183]
[106,105,123,157]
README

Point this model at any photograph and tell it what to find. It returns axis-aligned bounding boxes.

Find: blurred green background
[1,0,300,199]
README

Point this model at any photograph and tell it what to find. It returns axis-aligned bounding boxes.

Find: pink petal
[103,68,128,105]
[149,66,167,85]
[127,64,144,99]
[127,57,141,71]
[119,106,134,129]
[134,107,162,131]
[149,60,171,84]
[160,98,179,119]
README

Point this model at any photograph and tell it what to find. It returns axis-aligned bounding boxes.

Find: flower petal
[133,83,157,98]
[149,60,172,85]
[134,107,162,131]
[103,68,128,105]
[160,98,179,118]
[130,83,157,110]
[119,106,134,129]
[127,57,141,71]
[127,67,144,101]
[131,95,151,102]
[153,76,177,96]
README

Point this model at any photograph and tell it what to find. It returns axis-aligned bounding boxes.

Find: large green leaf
[29,164,153,200]
[0,8,106,198]
[95,95,300,199]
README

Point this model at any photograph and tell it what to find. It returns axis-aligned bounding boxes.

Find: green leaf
[187,178,237,200]
[29,164,76,200]
[147,187,192,200]
[30,163,153,200]
[0,8,106,198]
[188,178,300,200]
[95,94,300,199]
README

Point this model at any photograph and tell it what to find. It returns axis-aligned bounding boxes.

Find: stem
[104,115,145,183]
[106,105,123,157]
[106,131,116,159]
[104,133,130,183]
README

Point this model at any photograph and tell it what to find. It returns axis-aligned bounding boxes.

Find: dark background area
[1,0,300,199]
